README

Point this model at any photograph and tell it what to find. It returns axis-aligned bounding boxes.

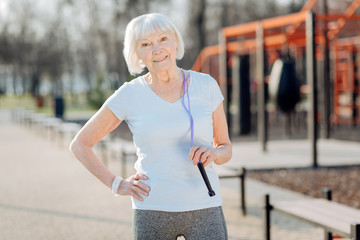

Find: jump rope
[181,69,215,197]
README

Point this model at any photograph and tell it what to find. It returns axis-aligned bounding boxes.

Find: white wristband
[111,176,123,196]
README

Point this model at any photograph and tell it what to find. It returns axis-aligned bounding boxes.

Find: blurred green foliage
[87,74,107,110]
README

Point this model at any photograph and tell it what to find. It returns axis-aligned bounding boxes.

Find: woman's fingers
[118,174,150,201]
[190,146,205,165]
[131,180,150,201]
[135,172,148,181]
[133,173,151,192]
[131,191,144,201]
[189,146,216,166]
[133,180,150,195]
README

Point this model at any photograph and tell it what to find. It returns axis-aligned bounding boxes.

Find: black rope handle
[197,162,216,197]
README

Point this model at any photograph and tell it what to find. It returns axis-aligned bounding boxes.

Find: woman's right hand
[117,173,150,201]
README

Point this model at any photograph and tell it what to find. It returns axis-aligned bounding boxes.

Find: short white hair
[123,13,185,75]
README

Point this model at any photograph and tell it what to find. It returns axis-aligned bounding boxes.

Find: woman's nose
[152,43,162,53]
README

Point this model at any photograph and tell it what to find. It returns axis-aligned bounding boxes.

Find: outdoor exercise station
[193,0,360,166]
[192,0,360,239]
[2,0,360,239]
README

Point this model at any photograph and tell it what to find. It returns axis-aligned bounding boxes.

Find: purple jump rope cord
[180,69,198,162]
[181,69,216,197]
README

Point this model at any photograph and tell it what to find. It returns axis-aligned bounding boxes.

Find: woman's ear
[174,33,178,52]
[135,49,142,64]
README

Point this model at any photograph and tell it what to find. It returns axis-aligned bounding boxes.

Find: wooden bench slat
[274,199,360,236]
[277,200,353,220]
[309,199,360,222]
[276,199,360,221]
[275,204,349,236]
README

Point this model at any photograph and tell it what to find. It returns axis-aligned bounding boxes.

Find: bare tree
[0,0,305,100]
[9,0,37,95]
[184,0,207,68]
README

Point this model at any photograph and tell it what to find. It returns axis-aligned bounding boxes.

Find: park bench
[43,117,62,140]
[11,108,28,124]
[56,122,82,147]
[19,109,34,128]
[264,189,360,240]
[29,113,47,134]
[12,109,62,140]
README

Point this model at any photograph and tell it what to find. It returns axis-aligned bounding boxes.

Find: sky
[0,0,189,38]
[0,0,290,20]
[0,1,9,19]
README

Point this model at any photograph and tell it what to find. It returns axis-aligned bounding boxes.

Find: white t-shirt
[105,70,224,212]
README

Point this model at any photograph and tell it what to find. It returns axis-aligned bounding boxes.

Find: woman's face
[137,31,177,73]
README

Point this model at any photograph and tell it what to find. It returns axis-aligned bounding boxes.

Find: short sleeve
[211,78,224,112]
[104,83,130,121]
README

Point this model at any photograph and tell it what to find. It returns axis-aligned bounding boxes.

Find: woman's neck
[146,67,181,85]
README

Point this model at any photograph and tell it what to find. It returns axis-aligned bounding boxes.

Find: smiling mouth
[153,56,168,62]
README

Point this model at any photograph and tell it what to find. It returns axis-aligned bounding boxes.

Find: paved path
[229,138,360,170]
[0,109,347,240]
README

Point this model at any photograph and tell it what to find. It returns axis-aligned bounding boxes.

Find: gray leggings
[133,206,228,240]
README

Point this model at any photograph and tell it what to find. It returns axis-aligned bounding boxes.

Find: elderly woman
[70,13,232,240]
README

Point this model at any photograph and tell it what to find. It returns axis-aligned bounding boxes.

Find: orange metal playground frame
[192,0,360,128]
[192,0,360,167]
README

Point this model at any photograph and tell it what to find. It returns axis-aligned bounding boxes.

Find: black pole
[264,194,272,240]
[322,187,332,201]
[240,167,246,216]
[351,224,360,240]
[257,22,267,152]
[306,11,318,168]
[321,0,331,139]
[323,188,333,240]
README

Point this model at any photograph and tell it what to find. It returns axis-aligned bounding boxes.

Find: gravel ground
[247,166,360,209]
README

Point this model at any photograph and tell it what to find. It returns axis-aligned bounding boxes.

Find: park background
[1,0,360,240]
[0,0,304,112]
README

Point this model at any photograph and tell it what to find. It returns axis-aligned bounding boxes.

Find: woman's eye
[141,42,150,47]
[160,37,167,41]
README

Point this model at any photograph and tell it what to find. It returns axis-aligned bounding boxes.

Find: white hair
[123,13,185,75]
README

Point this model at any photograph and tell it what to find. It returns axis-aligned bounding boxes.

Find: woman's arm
[69,105,150,200]
[212,102,232,165]
[189,102,232,166]
[69,105,122,189]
